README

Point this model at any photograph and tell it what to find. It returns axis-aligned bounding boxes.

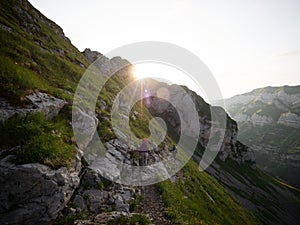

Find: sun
[131,62,206,101]
[133,64,151,80]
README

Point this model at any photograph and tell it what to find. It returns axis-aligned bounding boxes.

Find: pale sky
[28,0,300,100]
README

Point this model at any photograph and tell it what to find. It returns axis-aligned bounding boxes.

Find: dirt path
[137,185,173,225]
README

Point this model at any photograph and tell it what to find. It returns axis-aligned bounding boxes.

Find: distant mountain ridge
[225,85,300,127]
[222,85,300,188]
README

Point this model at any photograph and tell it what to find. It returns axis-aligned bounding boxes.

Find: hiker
[139,138,149,166]
[172,145,178,159]
[151,143,160,162]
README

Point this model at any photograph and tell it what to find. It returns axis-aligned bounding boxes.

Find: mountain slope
[0,1,299,225]
[156,160,262,225]
[143,81,300,225]
[223,85,300,188]
[0,0,89,103]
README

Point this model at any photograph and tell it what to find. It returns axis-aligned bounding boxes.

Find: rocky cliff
[0,154,81,225]
[139,80,256,167]
[222,85,300,189]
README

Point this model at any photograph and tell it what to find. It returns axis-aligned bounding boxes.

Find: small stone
[121,190,131,202]
[73,195,87,212]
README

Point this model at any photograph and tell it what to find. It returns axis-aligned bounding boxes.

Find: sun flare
[133,64,151,80]
[132,63,206,101]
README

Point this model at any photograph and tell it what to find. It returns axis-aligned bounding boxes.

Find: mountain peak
[82,48,104,63]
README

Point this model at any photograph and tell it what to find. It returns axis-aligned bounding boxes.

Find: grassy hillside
[0,0,93,167]
[157,160,262,225]
[0,0,89,103]
[215,158,300,225]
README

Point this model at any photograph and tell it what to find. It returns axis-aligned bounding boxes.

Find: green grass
[216,157,300,223]
[58,211,87,225]
[129,194,143,212]
[0,0,92,168]
[156,160,262,225]
[217,158,277,196]
[0,113,75,169]
[0,0,90,103]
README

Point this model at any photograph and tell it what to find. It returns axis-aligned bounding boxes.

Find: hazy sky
[28,0,300,99]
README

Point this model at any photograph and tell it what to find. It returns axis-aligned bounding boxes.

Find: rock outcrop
[66,169,138,214]
[0,92,67,122]
[0,151,82,225]
[72,108,98,149]
[82,48,132,78]
[278,112,300,129]
[251,113,274,126]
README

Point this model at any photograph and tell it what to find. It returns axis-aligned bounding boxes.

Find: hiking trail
[137,185,173,225]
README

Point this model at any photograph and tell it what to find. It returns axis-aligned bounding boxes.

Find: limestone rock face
[278,112,300,129]
[251,114,274,126]
[141,80,255,166]
[26,92,67,119]
[82,48,103,63]
[0,155,81,225]
[82,48,132,79]
[225,88,300,110]
[0,92,67,122]
[72,108,98,149]
[223,85,300,128]
[63,169,138,217]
